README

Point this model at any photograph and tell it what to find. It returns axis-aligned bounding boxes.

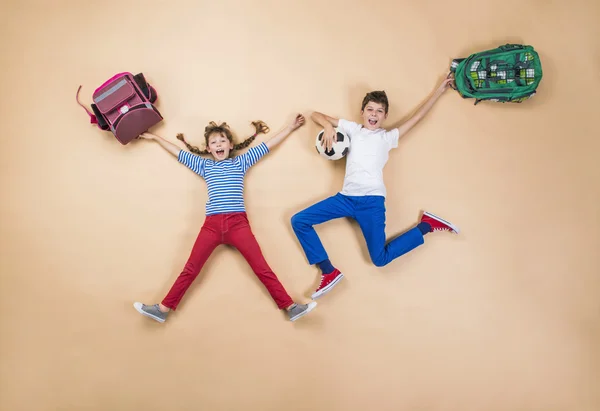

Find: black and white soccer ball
[315,128,349,160]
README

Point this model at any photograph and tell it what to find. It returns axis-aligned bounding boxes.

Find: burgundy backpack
[76,72,163,145]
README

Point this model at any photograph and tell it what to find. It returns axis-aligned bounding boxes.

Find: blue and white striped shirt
[177,142,270,215]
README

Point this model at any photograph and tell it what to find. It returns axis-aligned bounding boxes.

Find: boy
[290,76,459,299]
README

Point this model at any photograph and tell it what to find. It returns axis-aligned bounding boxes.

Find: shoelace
[317,270,337,288]
[432,226,449,232]
[317,275,328,288]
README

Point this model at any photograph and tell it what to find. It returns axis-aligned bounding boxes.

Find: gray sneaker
[133,302,168,323]
[287,301,317,322]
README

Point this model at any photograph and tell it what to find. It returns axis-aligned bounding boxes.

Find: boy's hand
[439,76,454,91]
[320,125,336,152]
[311,111,340,151]
[289,113,306,130]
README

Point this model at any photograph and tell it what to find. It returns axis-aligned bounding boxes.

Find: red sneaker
[311,269,344,299]
[421,211,460,234]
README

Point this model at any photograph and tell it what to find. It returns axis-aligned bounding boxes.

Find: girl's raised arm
[264,113,305,150]
[139,132,181,157]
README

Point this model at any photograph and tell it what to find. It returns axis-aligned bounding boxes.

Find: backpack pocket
[93,77,141,125]
[112,103,163,144]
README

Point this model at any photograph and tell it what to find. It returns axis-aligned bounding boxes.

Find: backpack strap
[75,85,98,125]
[133,73,157,103]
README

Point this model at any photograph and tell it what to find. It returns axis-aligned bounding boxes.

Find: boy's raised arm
[393,77,453,139]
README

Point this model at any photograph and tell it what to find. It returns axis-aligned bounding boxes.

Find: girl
[133,113,317,322]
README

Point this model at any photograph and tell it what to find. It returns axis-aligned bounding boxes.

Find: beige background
[1,0,599,410]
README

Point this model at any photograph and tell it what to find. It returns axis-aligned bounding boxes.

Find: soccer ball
[315,128,349,160]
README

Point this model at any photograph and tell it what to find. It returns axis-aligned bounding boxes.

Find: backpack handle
[446,71,457,90]
[76,85,98,125]
[500,44,524,51]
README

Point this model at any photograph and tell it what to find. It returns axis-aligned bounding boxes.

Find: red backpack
[76,72,163,145]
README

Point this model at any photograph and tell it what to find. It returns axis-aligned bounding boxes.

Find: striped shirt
[177,142,270,215]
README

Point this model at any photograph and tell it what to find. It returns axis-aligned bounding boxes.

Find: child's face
[361,101,388,130]
[207,132,233,161]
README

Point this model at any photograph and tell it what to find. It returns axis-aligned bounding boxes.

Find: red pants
[162,212,294,310]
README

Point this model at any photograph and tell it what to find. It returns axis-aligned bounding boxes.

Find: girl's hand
[138,132,156,140]
[289,113,306,130]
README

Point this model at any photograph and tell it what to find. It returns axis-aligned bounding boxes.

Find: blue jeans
[291,193,424,267]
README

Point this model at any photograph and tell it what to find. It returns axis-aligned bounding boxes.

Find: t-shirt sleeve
[178,150,208,177]
[337,118,362,140]
[385,128,400,149]
[237,142,270,173]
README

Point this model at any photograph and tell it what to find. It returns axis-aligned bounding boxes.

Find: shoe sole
[290,301,317,322]
[423,211,460,234]
[311,273,344,299]
[133,302,166,323]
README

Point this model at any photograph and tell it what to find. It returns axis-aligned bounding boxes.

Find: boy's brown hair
[361,90,389,114]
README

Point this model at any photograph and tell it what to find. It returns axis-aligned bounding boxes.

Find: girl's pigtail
[233,121,270,151]
[177,133,209,155]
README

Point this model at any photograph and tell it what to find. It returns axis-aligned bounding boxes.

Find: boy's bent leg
[355,197,425,268]
[227,214,294,310]
[290,193,353,265]
[161,222,221,310]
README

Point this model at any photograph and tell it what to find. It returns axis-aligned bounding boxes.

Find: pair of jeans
[162,212,294,310]
[291,193,424,267]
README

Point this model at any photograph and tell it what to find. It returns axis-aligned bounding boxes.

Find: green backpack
[449,44,543,105]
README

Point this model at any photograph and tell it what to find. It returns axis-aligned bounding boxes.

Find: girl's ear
[229,141,234,149]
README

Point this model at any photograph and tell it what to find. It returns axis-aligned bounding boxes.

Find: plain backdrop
[1,0,599,410]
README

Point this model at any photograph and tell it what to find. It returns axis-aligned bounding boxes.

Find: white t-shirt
[337,118,399,198]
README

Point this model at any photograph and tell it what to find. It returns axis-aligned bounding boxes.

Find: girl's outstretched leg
[134,218,221,323]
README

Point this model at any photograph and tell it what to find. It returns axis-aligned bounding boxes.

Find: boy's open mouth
[368,118,377,126]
